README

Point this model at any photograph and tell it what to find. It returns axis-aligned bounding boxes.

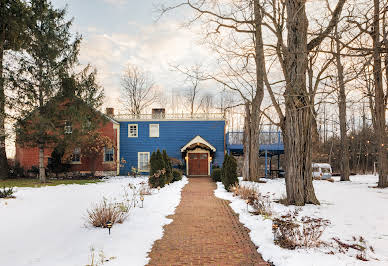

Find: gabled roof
[181,135,216,152]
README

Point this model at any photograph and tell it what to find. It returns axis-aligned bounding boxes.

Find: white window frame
[71,147,81,164]
[149,124,159,138]
[64,121,72,134]
[138,152,150,172]
[128,124,138,138]
[103,147,114,163]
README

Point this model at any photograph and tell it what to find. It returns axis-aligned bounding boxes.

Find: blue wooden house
[115,109,226,176]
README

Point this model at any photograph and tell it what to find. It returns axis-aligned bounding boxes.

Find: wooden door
[188,153,208,176]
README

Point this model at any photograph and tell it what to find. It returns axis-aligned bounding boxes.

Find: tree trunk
[335,30,350,181]
[284,0,319,205]
[248,0,265,182]
[372,0,388,188]
[39,144,46,183]
[0,33,8,179]
[243,103,251,181]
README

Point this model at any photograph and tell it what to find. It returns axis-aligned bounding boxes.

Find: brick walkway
[147,177,268,266]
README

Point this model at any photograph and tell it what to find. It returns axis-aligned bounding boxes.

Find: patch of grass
[0,178,103,188]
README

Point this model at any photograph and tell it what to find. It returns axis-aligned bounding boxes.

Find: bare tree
[182,64,203,115]
[121,64,158,115]
[200,92,214,113]
[160,0,266,181]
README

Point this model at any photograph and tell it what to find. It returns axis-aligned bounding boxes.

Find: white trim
[181,135,216,152]
[138,152,150,172]
[113,123,120,175]
[116,118,225,122]
[186,148,212,176]
[128,124,138,138]
[149,124,159,138]
[71,147,81,164]
[103,147,115,162]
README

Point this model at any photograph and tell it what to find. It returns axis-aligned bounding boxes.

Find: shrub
[172,169,183,182]
[0,187,15,198]
[86,197,129,228]
[149,150,167,188]
[8,162,24,178]
[48,145,70,177]
[211,168,222,182]
[27,166,39,177]
[162,150,173,184]
[272,210,330,249]
[230,184,272,216]
[221,153,238,191]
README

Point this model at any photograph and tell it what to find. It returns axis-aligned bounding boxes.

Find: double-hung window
[104,147,114,162]
[138,152,150,172]
[72,147,81,163]
[128,124,138,137]
[64,121,72,134]
[149,124,159,138]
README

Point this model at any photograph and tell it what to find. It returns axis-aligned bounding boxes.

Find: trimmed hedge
[221,153,238,191]
[211,168,222,182]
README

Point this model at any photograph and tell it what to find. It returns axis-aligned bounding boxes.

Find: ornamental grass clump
[272,209,330,250]
[0,187,15,198]
[86,197,129,228]
[230,184,273,217]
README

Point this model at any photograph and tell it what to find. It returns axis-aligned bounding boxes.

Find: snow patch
[214,175,388,266]
[0,176,188,266]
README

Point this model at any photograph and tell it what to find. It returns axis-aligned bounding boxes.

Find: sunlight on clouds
[77,19,212,111]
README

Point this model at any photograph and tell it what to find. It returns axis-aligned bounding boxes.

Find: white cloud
[102,0,126,6]
[77,19,214,111]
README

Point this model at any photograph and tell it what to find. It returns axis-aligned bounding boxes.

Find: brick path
[147,177,268,266]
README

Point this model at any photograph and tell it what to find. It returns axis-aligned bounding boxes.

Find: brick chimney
[152,108,165,119]
[106,108,114,117]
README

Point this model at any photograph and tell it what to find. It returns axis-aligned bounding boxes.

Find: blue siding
[119,120,225,175]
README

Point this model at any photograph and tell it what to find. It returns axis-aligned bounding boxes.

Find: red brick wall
[15,121,118,174]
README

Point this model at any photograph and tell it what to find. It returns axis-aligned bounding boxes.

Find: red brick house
[15,108,120,176]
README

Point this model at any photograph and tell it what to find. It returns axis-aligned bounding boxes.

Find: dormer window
[64,121,72,134]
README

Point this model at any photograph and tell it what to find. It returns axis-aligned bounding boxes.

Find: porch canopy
[181,135,216,153]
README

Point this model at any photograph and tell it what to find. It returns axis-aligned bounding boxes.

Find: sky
[51,0,212,113]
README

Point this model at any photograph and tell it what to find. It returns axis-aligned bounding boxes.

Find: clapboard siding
[119,120,225,175]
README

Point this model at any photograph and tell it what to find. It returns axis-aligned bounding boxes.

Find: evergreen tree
[149,149,167,188]
[221,154,238,191]
[0,0,31,179]
[162,150,173,184]
[13,0,103,182]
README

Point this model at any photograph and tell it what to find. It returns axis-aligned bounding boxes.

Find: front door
[188,153,208,176]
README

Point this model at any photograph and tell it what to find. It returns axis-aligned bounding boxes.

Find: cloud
[102,0,127,6]
[76,19,213,111]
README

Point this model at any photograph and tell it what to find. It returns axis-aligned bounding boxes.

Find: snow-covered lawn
[215,175,388,266]
[0,176,188,266]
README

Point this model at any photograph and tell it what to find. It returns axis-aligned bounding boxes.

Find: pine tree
[12,0,88,182]
[221,154,238,191]
[162,150,173,184]
[0,0,31,179]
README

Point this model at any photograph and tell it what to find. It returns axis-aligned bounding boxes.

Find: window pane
[129,125,138,137]
[150,124,159,137]
[139,153,149,171]
[104,148,114,162]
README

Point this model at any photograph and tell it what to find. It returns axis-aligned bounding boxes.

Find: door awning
[180,135,216,152]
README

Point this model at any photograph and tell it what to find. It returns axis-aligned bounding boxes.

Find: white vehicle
[312,163,332,180]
